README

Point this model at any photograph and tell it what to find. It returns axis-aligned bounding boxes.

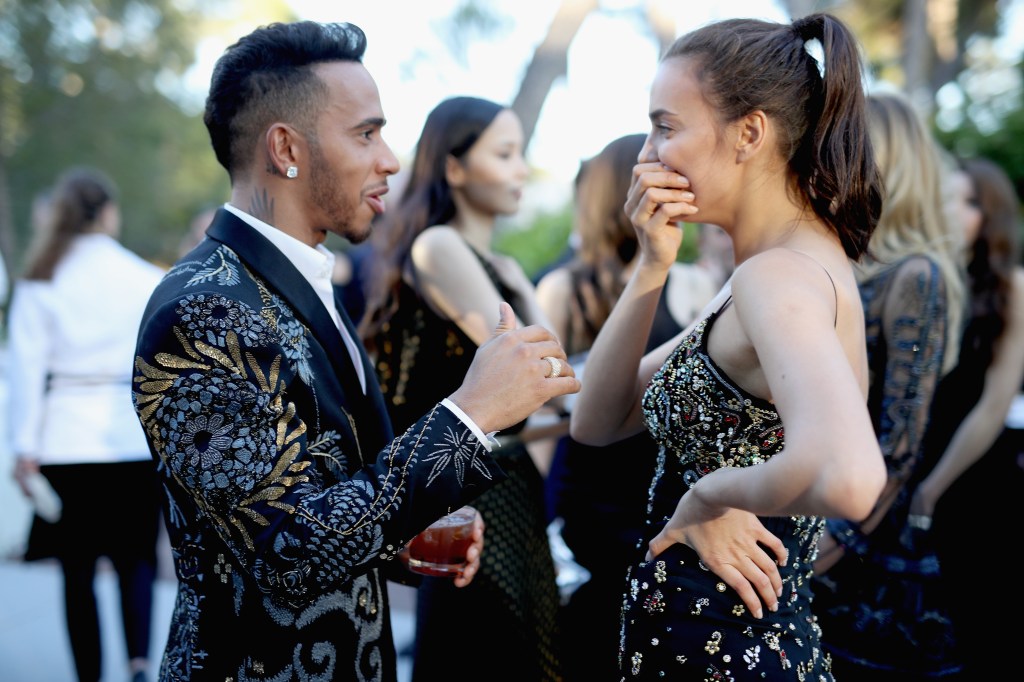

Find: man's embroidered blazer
[133,209,505,682]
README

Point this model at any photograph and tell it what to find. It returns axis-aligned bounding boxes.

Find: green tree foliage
[0,0,306,275]
[0,0,229,272]
[936,81,1024,203]
[494,204,701,282]
[803,0,1002,97]
[494,204,574,281]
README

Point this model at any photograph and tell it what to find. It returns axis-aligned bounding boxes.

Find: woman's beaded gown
[621,299,834,681]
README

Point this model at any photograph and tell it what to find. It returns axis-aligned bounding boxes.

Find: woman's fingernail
[754,608,763,619]
[770,602,779,613]
[777,587,783,598]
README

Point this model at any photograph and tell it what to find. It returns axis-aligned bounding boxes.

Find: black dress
[924,322,1024,679]
[811,256,961,680]
[622,299,833,681]
[373,247,562,682]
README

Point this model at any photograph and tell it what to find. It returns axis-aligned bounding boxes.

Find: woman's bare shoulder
[410,224,477,266]
[536,266,573,298]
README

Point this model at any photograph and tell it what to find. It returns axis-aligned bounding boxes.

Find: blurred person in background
[914,156,1024,679]
[535,133,728,680]
[571,12,887,680]
[360,95,563,682]
[8,166,166,682]
[811,90,967,681]
[175,205,218,259]
[331,241,375,323]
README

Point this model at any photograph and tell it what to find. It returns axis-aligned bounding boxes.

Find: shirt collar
[222,203,335,284]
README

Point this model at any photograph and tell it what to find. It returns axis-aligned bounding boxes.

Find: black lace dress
[372,249,562,682]
[810,255,960,680]
[621,299,833,681]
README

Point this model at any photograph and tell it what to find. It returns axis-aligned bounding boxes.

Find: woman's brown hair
[23,166,118,281]
[663,13,883,259]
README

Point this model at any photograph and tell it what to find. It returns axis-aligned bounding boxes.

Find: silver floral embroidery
[421,425,493,487]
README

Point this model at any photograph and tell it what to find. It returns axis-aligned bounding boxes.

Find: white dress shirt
[7,233,166,464]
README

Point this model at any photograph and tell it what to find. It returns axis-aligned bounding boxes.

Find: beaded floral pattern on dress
[620,305,833,681]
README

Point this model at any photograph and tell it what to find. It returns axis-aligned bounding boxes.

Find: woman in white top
[8,166,165,682]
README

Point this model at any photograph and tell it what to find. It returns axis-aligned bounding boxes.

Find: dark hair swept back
[204,21,367,179]
[23,166,118,281]
[664,13,882,258]
[359,96,505,342]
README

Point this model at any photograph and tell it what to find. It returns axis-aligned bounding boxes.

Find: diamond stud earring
[286,166,299,179]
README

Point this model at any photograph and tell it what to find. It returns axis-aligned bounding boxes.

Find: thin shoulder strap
[790,250,838,328]
[819,268,835,327]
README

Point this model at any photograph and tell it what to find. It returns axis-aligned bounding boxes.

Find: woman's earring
[286,166,299,179]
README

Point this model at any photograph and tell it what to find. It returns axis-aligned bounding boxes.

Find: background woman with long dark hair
[916,156,1024,679]
[361,96,562,681]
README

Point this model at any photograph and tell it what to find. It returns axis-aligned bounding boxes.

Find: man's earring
[286,166,299,179]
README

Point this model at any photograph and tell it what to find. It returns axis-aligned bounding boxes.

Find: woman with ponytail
[570,14,886,680]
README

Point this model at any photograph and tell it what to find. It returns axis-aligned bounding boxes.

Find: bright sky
[285,0,790,182]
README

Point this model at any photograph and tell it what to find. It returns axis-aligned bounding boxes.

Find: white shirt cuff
[440,398,500,451]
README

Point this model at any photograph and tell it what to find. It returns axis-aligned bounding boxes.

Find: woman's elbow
[827,452,886,521]
[568,407,634,445]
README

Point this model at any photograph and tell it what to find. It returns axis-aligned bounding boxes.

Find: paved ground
[0,555,416,682]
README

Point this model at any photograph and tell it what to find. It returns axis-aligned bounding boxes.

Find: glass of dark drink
[403,505,477,577]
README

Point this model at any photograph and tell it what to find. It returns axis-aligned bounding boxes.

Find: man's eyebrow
[352,117,386,130]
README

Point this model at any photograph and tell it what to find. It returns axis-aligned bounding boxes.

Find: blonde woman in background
[811,91,967,681]
[8,167,166,682]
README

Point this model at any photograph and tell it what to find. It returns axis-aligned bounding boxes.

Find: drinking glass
[402,505,477,577]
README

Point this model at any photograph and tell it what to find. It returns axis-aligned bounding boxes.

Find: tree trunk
[903,0,933,111]
[781,0,825,18]
[510,0,598,150]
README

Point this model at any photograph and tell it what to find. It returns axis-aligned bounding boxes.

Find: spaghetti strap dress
[620,297,834,681]
[372,245,562,681]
